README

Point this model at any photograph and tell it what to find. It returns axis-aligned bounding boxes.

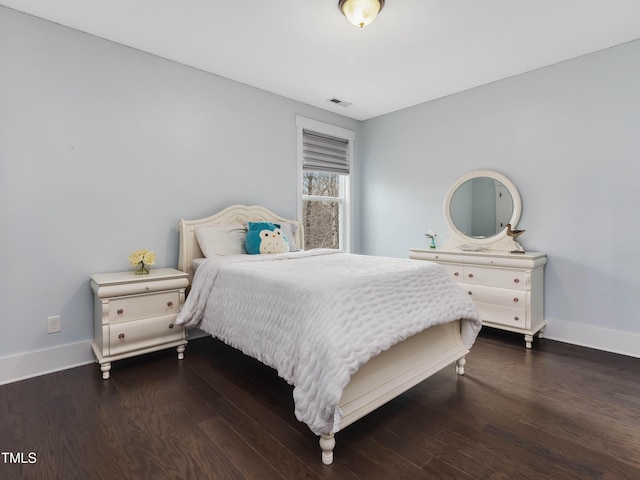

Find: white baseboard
[1,323,635,386]
[543,319,640,359]
[0,329,209,386]
[0,340,95,386]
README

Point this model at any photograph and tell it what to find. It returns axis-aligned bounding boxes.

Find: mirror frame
[442,170,523,251]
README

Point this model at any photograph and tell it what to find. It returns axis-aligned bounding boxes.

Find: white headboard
[177,204,304,283]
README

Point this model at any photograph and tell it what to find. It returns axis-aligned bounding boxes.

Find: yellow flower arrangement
[128,249,156,275]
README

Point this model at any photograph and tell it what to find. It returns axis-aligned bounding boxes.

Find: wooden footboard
[320,320,469,465]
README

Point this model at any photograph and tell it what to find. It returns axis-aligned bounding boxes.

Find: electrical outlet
[48,315,61,334]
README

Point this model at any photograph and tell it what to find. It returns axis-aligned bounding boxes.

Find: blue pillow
[246,222,290,254]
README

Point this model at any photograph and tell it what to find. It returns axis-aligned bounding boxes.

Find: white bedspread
[176,250,481,435]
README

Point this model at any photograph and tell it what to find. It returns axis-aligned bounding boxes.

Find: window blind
[302,129,350,175]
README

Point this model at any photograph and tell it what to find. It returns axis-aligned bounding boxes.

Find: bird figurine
[506,223,525,239]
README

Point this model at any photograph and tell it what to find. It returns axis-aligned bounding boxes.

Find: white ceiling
[3,0,640,120]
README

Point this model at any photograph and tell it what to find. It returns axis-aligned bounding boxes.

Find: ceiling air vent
[327,98,352,107]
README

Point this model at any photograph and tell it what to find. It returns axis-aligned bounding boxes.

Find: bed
[176,204,481,465]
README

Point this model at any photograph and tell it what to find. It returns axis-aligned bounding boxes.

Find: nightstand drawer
[463,266,528,290]
[109,291,180,323]
[109,314,183,356]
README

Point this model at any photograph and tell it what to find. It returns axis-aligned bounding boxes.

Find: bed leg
[319,434,335,465]
[455,356,466,375]
[177,344,186,360]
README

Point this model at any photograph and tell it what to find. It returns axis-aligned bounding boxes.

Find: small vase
[429,237,437,249]
[134,262,150,275]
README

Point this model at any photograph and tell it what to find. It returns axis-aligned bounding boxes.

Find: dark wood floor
[2,329,639,480]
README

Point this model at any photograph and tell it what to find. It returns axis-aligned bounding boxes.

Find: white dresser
[90,268,190,379]
[410,248,547,348]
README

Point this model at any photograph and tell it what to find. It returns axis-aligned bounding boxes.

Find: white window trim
[296,116,355,252]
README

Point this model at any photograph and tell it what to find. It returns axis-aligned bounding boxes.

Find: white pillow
[195,224,247,257]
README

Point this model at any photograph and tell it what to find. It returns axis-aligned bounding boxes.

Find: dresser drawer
[463,266,528,290]
[465,283,527,308]
[466,284,528,328]
[426,252,464,264]
[475,302,528,329]
[108,314,183,356]
[109,291,180,323]
[440,264,464,281]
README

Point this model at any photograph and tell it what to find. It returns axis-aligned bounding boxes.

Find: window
[303,172,344,250]
[296,117,355,251]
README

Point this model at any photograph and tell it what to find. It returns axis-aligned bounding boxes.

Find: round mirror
[443,170,522,251]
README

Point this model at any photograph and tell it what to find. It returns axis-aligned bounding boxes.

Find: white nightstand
[90,268,190,379]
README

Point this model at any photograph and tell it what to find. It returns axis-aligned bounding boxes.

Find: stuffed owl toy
[259,228,289,254]
[246,222,290,254]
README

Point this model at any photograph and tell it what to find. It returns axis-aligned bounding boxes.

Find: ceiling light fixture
[339,0,385,28]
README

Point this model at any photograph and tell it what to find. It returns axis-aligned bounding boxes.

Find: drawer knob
[514,278,520,283]
[167,301,173,307]
[514,316,520,321]
[117,309,124,315]
[118,333,125,340]
[454,272,459,276]
[468,291,472,295]
[468,273,474,278]
[513,297,519,303]
[168,323,174,329]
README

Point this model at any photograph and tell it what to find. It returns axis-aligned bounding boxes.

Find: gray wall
[0,7,358,361]
[358,39,640,348]
[2,4,639,375]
